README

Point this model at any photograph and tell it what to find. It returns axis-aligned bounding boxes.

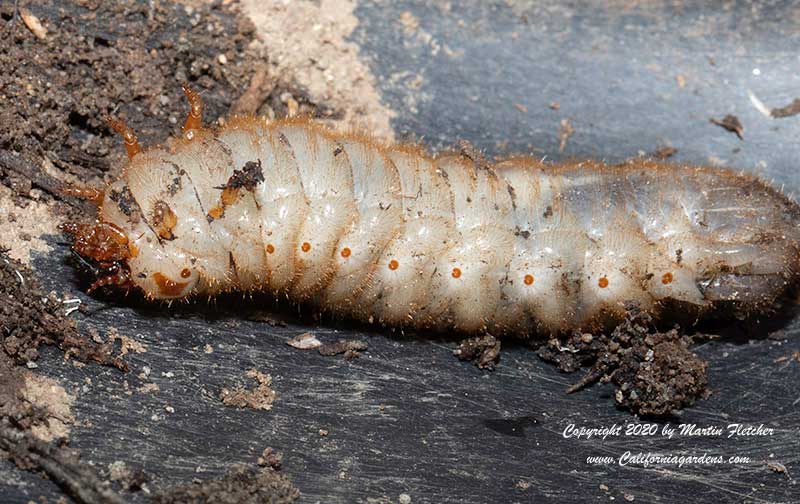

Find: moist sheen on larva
[67,104,800,336]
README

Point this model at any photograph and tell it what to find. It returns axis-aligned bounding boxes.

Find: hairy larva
[64,85,800,336]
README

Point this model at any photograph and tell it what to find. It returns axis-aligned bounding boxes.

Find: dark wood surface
[4,1,800,503]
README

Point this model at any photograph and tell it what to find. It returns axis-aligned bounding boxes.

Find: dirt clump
[257,447,283,471]
[538,303,708,416]
[454,334,501,370]
[220,369,277,411]
[0,249,126,370]
[153,465,300,504]
[107,460,149,492]
[317,338,368,360]
[0,351,125,504]
[21,372,75,442]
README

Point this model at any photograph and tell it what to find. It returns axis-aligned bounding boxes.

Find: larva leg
[181,83,203,134]
[105,116,141,159]
[62,185,104,206]
[88,263,132,293]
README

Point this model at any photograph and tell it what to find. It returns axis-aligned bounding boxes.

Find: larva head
[63,91,208,299]
[96,180,201,300]
[64,180,200,299]
[61,220,134,292]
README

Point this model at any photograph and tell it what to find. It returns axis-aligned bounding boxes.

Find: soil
[0,250,135,503]
[153,465,300,504]
[0,248,124,369]
[0,0,335,219]
[537,303,709,417]
[240,0,396,139]
[454,334,501,370]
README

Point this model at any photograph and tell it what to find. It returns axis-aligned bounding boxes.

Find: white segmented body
[99,118,800,335]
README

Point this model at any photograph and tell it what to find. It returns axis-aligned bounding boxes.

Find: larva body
[73,114,800,336]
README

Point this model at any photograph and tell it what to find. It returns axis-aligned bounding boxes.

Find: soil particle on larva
[220,369,277,411]
[538,303,709,416]
[153,465,300,504]
[454,334,501,370]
